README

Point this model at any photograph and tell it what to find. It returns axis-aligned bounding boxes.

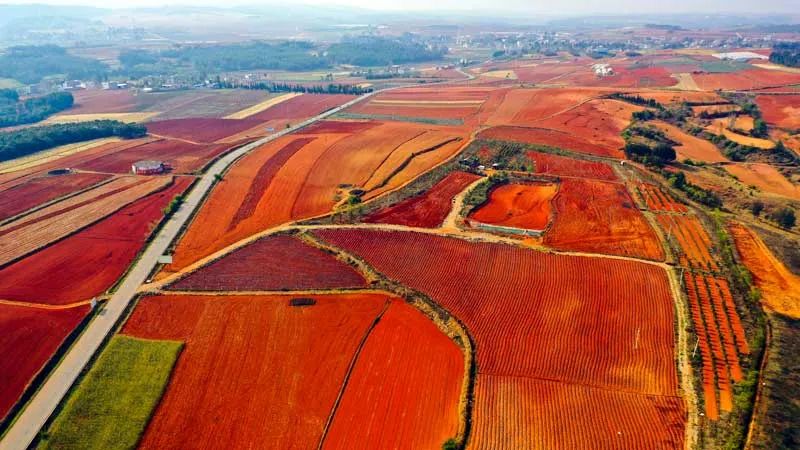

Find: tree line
[769,42,800,68]
[0,90,73,128]
[0,120,146,162]
[215,80,371,95]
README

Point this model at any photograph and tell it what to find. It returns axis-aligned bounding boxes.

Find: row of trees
[216,80,371,95]
[0,91,73,128]
[769,42,800,68]
[0,120,146,162]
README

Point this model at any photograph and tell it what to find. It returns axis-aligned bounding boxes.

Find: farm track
[0,298,93,310]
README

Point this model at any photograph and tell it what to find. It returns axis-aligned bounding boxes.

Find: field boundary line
[479,372,685,400]
[152,288,390,297]
[0,299,94,310]
[316,298,392,450]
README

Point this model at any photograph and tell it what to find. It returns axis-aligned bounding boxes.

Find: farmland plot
[0,172,110,221]
[0,304,89,421]
[0,178,192,304]
[468,183,557,231]
[314,229,684,447]
[122,293,391,450]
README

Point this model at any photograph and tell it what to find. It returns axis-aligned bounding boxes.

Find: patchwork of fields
[4,44,798,450]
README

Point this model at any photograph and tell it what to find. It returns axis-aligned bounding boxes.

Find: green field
[700,60,751,73]
[37,335,182,450]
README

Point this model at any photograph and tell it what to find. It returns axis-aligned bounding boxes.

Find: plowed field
[470,375,685,450]
[730,223,800,318]
[468,183,557,231]
[0,176,170,267]
[314,229,683,446]
[0,177,192,304]
[165,121,467,273]
[0,172,110,221]
[724,163,800,200]
[168,234,366,291]
[322,301,464,450]
[0,304,88,421]
[363,171,480,227]
[122,293,391,450]
[145,118,263,143]
[528,152,618,181]
[545,178,664,260]
[478,126,619,158]
[755,95,800,129]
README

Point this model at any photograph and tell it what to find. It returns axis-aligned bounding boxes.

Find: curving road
[0,92,376,450]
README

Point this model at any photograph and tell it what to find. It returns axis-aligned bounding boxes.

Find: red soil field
[755,95,800,129]
[347,102,478,120]
[0,177,192,304]
[245,93,354,122]
[363,171,480,227]
[470,375,685,450]
[563,66,678,89]
[123,293,391,450]
[478,126,621,158]
[315,230,679,395]
[145,118,263,143]
[322,301,464,450]
[486,88,600,128]
[545,178,664,260]
[693,69,800,91]
[469,183,557,231]
[655,214,718,271]
[0,304,88,421]
[59,89,138,114]
[0,172,110,221]
[168,234,366,291]
[533,99,640,152]
[638,183,687,213]
[165,122,467,273]
[636,90,724,105]
[76,138,250,174]
[315,229,683,446]
[528,151,618,181]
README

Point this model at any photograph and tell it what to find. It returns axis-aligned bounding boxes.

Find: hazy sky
[2,0,799,14]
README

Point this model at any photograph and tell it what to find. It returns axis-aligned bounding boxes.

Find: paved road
[0,92,375,450]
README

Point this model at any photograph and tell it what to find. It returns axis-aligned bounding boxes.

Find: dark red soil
[168,234,366,291]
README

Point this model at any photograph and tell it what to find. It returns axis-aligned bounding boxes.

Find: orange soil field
[532,99,640,152]
[164,121,467,273]
[724,163,800,199]
[478,126,621,158]
[503,62,587,84]
[637,183,687,213]
[0,176,169,267]
[485,88,599,127]
[528,151,618,181]
[123,293,393,449]
[0,304,89,421]
[692,69,800,91]
[468,183,557,231]
[314,230,684,446]
[561,66,678,88]
[544,178,664,260]
[656,214,718,271]
[651,121,727,162]
[730,223,800,318]
[755,95,800,129]
[363,171,481,228]
[705,124,775,149]
[0,172,110,221]
[470,375,685,450]
[322,301,464,450]
[346,86,492,120]
[684,273,750,419]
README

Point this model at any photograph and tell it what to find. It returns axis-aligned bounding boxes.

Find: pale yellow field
[752,63,800,74]
[44,112,160,124]
[0,138,121,174]
[482,70,518,79]
[223,92,302,119]
[669,73,700,91]
[706,123,775,149]
[651,121,728,163]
